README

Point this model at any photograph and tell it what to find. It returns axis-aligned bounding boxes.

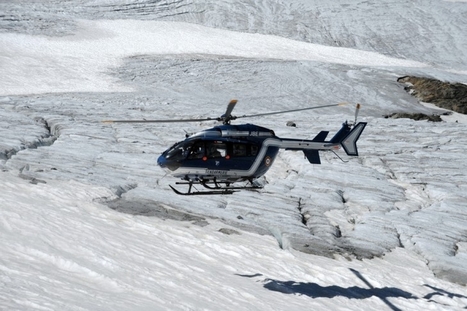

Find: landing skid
[169,185,236,195]
[169,179,262,196]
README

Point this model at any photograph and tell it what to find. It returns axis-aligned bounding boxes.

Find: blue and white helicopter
[105,100,367,195]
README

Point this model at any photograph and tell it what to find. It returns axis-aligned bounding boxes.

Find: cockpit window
[187,142,205,159]
[165,141,194,161]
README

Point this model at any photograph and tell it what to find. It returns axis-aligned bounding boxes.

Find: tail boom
[281,121,367,163]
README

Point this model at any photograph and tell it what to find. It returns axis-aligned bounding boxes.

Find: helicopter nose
[157,154,180,171]
[157,154,167,168]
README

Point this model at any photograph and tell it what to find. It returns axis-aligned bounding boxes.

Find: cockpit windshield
[165,141,194,161]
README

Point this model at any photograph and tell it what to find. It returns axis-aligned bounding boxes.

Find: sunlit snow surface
[1,0,467,310]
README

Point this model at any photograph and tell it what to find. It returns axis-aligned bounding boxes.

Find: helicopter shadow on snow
[422,284,467,308]
[237,269,467,310]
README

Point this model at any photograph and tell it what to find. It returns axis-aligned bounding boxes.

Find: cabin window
[233,144,247,156]
[206,142,226,158]
[250,145,258,156]
[184,141,259,159]
[231,143,259,157]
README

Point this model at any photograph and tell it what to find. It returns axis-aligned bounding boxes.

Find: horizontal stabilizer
[312,131,329,142]
[303,150,321,164]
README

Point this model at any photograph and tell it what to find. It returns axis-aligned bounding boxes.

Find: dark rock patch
[398,76,467,114]
[218,228,241,235]
[384,112,443,122]
[106,198,208,225]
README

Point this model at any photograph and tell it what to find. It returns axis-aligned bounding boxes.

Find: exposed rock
[384,112,442,122]
[218,228,241,235]
[398,76,467,114]
[106,198,208,224]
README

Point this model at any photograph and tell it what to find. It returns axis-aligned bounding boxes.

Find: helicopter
[104,100,367,195]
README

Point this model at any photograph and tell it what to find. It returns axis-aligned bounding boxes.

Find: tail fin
[339,122,367,156]
[302,122,366,164]
[303,150,321,164]
[312,131,329,142]
[302,131,328,164]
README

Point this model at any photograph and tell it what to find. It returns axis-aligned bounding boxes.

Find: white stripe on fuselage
[172,138,338,179]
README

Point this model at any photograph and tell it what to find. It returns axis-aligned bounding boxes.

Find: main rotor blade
[103,99,239,124]
[235,102,347,119]
[223,99,238,119]
[102,117,216,124]
[102,101,347,124]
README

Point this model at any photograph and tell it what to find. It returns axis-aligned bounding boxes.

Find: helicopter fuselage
[157,124,280,183]
[156,122,353,184]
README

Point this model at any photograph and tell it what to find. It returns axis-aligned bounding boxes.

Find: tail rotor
[353,103,361,126]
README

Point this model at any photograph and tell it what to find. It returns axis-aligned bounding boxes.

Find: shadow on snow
[238,268,467,311]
